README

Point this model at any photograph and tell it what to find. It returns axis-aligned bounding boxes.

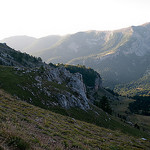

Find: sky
[0,0,150,39]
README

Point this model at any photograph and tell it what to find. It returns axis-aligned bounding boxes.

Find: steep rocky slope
[0,43,100,111]
[0,64,90,111]
[0,43,42,67]
[35,28,132,64]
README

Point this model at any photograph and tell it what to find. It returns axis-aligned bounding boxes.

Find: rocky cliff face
[36,65,90,110]
[8,65,91,110]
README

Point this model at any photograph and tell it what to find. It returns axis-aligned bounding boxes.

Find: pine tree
[100,96,112,114]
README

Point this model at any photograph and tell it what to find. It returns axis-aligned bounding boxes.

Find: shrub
[7,135,30,150]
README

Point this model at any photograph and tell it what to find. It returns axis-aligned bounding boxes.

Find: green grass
[0,65,63,108]
[111,96,150,135]
[0,90,149,150]
[114,75,150,96]
[7,135,30,150]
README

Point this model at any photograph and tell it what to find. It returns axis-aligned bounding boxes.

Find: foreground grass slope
[0,90,149,150]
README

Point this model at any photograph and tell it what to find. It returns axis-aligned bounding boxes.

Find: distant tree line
[129,96,150,116]
[9,50,42,65]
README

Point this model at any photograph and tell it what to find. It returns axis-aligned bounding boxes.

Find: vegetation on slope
[0,65,57,109]
[0,43,42,67]
[54,64,99,87]
[111,96,150,135]
[113,75,150,119]
[129,96,150,116]
[94,96,112,115]
[0,90,149,150]
[114,75,150,97]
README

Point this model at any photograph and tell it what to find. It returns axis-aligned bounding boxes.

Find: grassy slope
[114,75,150,96]
[0,65,149,139]
[111,97,150,134]
[0,65,68,109]
[0,90,150,150]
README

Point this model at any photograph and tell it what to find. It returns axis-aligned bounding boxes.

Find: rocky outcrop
[34,65,90,110]
[67,72,89,109]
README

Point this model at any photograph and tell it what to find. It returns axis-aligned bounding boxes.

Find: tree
[37,57,42,62]
[94,96,112,114]
[99,96,112,114]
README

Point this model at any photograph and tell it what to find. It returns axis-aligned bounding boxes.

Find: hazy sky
[0,0,150,39]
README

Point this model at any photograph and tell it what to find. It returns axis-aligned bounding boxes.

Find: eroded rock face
[67,72,89,109]
[35,65,90,110]
[44,66,71,83]
[57,92,89,110]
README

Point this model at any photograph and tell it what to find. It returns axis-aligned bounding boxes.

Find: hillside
[54,63,102,88]
[35,28,132,65]
[24,35,62,54]
[111,96,150,135]
[2,23,150,92]
[115,74,150,96]
[0,90,150,150]
[0,43,42,67]
[1,65,146,137]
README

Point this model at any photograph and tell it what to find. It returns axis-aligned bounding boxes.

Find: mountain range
[1,22,150,95]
